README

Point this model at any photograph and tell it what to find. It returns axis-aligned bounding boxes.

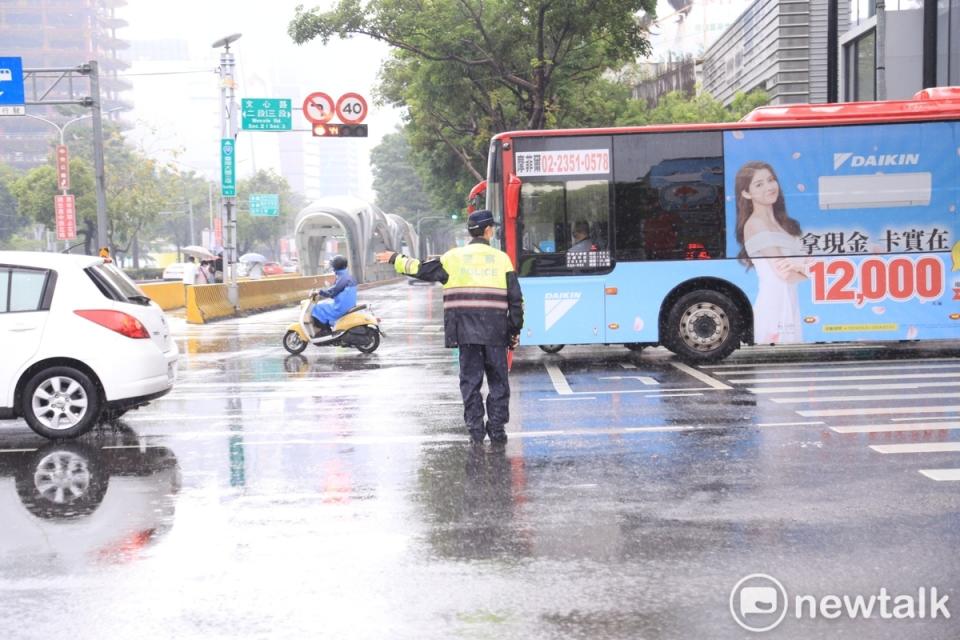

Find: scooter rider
[376,210,523,444]
[311,255,357,335]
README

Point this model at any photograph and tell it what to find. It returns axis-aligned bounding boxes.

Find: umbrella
[239,253,267,263]
[182,245,215,260]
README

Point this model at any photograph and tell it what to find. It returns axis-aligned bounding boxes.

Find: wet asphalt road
[1,280,959,639]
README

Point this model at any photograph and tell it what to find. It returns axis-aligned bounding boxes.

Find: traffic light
[312,123,368,137]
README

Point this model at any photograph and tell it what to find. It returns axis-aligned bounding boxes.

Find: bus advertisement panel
[723,121,960,345]
[495,95,960,361]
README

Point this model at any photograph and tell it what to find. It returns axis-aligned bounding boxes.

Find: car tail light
[74,310,151,339]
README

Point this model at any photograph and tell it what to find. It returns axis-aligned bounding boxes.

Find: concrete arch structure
[294,196,419,283]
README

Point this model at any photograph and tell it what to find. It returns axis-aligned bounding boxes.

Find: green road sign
[250,193,280,217]
[241,98,292,131]
[221,138,236,197]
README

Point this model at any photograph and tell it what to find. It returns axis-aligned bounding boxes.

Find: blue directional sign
[0,56,26,115]
[221,138,236,197]
[250,193,279,217]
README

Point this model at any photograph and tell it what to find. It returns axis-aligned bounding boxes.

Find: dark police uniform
[386,210,523,443]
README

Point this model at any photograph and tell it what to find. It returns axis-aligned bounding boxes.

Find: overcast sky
[121,0,403,196]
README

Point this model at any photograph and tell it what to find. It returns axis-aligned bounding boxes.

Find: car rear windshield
[85,263,152,306]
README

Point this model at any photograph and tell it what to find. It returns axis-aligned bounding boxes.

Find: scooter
[283,290,384,355]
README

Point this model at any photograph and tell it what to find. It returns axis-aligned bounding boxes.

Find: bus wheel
[666,290,741,363]
[539,344,564,354]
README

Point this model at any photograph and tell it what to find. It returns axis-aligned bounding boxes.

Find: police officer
[376,210,523,444]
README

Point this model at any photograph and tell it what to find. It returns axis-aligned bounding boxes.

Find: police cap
[467,209,497,231]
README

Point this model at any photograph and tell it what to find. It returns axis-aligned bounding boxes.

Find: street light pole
[214,33,242,308]
[23,108,118,251]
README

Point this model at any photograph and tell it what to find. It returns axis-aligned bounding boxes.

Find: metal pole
[215,35,241,307]
[208,180,215,246]
[188,198,196,246]
[876,0,886,100]
[88,60,109,250]
[827,0,838,103]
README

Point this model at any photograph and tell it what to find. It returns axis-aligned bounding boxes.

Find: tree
[615,89,770,126]
[290,0,656,210]
[10,159,98,253]
[0,165,26,246]
[371,127,435,216]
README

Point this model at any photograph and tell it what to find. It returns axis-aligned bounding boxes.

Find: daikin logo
[833,152,920,170]
[544,292,581,330]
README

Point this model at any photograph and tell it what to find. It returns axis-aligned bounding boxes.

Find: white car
[0,251,179,439]
[161,262,185,281]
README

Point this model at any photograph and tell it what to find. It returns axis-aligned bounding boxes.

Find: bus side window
[518,179,611,276]
[613,131,725,262]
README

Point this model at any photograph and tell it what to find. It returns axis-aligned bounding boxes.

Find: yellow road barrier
[185,275,334,324]
[139,281,186,310]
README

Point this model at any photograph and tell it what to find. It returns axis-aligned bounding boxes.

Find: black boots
[468,423,507,444]
[486,423,508,444]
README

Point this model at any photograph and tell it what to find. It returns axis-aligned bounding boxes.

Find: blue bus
[480,87,960,362]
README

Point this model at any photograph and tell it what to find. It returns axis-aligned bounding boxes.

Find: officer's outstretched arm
[388,253,449,284]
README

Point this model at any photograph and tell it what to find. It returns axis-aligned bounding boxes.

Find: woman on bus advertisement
[735,161,809,344]
[724,122,960,343]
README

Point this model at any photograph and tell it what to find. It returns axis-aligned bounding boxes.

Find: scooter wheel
[283,330,308,355]
[356,331,380,354]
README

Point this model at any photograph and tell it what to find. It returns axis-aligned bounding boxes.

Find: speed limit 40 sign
[336,93,368,125]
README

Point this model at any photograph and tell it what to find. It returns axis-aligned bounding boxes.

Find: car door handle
[10,325,37,332]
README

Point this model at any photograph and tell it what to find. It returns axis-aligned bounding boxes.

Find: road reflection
[0,428,180,570]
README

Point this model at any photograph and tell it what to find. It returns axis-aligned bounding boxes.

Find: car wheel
[283,330,308,355]
[539,344,565,354]
[21,366,101,439]
[665,290,742,363]
[356,330,380,354]
[14,441,108,519]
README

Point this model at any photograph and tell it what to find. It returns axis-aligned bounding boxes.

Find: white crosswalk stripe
[704,355,960,482]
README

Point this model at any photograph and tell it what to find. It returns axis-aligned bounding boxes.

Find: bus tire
[665,290,741,363]
[539,344,564,354]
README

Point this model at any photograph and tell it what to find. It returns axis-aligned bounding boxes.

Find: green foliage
[370,128,432,216]
[615,89,770,126]
[290,0,656,211]
[0,164,25,245]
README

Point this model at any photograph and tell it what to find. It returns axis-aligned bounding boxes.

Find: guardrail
[184,275,334,324]
[141,275,403,324]
[138,281,186,310]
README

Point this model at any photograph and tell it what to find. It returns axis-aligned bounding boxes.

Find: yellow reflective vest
[393,239,523,347]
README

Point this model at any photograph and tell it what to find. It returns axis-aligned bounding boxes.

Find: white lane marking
[545,363,573,395]
[750,381,960,394]
[598,375,659,385]
[229,424,713,446]
[101,445,169,450]
[729,372,960,384]
[539,397,597,401]
[620,363,637,369]
[648,393,704,398]
[891,415,960,422]
[870,442,960,454]
[669,362,732,390]
[702,356,960,369]
[798,405,960,417]
[0,448,38,454]
[831,422,960,434]
[919,468,960,481]
[756,421,826,427]
[709,363,960,376]
[771,392,960,404]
